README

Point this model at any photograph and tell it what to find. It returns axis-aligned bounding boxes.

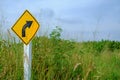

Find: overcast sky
[0,0,120,41]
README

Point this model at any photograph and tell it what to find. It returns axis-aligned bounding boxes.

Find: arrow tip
[26,21,33,27]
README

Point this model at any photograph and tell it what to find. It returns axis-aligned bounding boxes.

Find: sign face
[11,10,40,45]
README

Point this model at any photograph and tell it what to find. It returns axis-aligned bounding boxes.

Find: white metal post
[24,42,32,80]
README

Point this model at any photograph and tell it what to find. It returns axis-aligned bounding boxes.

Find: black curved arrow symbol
[22,21,33,37]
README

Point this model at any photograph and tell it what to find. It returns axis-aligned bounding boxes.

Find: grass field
[0,27,120,80]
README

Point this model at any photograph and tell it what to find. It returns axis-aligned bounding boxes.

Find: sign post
[11,10,40,80]
[24,42,32,80]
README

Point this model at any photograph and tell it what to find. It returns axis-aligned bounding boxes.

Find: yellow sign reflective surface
[11,10,40,45]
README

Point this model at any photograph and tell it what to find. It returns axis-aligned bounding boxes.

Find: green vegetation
[0,27,120,80]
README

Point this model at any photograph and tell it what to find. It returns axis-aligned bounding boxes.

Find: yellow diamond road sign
[11,10,40,45]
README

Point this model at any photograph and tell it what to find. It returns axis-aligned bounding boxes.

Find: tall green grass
[0,27,120,80]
